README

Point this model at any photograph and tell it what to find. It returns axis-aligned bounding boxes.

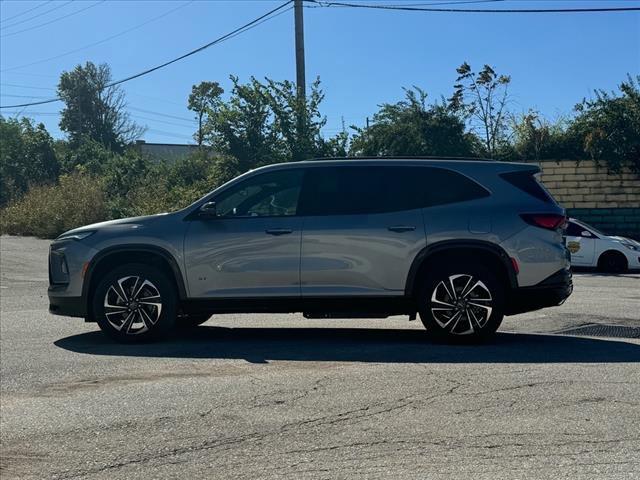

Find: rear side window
[500,171,556,204]
[299,165,490,216]
[407,167,490,208]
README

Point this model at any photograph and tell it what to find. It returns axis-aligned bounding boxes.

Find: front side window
[215,169,303,218]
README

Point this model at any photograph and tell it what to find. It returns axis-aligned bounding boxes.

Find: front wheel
[93,263,177,343]
[418,264,505,341]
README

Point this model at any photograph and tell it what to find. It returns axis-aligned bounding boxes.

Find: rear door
[298,165,426,297]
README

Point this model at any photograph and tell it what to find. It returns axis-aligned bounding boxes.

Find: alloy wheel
[430,274,493,335]
[103,276,162,335]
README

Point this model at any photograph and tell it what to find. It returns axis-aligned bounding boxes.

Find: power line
[0,1,54,25]
[308,0,640,13]
[144,128,194,141]
[128,107,195,123]
[0,0,71,30]
[0,83,55,91]
[0,94,51,99]
[0,0,293,109]
[1,1,106,39]
[131,114,196,129]
[1,1,196,72]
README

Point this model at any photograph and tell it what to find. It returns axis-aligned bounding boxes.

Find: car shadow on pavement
[54,327,640,364]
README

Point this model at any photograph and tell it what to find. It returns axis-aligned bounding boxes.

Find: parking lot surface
[1,235,639,479]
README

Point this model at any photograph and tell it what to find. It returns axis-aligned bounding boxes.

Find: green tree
[569,74,640,172]
[203,76,282,176]
[511,111,575,161]
[58,62,143,152]
[449,63,511,158]
[350,87,477,157]
[0,116,59,206]
[265,77,328,161]
[188,81,224,147]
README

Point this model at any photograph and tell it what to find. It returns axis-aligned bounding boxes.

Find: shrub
[0,174,108,238]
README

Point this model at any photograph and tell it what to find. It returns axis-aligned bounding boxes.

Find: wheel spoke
[459,276,474,298]
[116,277,131,302]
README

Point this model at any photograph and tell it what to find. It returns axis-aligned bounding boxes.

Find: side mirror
[199,201,217,218]
[581,230,592,237]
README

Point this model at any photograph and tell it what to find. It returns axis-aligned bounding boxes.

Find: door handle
[388,225,416,233]
[265,228,293,236]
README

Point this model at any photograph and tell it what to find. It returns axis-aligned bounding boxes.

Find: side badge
[567,241,581,254]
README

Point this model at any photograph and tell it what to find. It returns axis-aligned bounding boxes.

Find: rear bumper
[505,268,573,315]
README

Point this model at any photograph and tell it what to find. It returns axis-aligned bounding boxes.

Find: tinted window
[411,167,490,207]
[299,165,489,216]
[566,221,595,238]
[215,169,303,217]
[500,171,556,204]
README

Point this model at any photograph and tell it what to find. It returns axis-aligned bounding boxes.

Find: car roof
[254,157,538,174]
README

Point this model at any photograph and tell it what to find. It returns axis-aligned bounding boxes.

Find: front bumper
[505,268,573,315]
[48,286,86,318]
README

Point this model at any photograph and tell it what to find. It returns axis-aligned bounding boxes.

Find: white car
[565,218,640,272]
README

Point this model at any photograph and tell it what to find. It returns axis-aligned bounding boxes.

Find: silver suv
[49,158,572,342]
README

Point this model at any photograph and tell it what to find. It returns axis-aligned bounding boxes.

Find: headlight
[56,231,96,242]
[623,243,638,251]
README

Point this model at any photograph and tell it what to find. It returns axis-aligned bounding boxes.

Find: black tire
[93,263,177,343]
[177,313,211,329]
[417,263,505,342]
[597,251,628,273]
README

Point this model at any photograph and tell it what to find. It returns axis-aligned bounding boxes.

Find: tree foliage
[569,74,640,172]
[449,63,511,158]
[350,87,477,157]
[0,116,59,206]
[188,81,224,147]
[58,62,143,152]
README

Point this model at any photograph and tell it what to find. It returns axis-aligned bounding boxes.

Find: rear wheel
[93,263,177,343]
[597,251,628,273]
[418,263,505,341]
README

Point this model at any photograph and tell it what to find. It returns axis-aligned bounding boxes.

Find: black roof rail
[304,155,496,162]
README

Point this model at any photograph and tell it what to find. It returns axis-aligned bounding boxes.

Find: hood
[57,212,170,238]
[609,236,640,248]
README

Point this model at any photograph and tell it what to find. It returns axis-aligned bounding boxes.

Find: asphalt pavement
[1,235,639,480]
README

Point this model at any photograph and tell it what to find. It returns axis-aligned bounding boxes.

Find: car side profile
[565,218,640,272]
[49,158,573,342]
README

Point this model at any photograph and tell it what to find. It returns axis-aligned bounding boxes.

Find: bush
[0,174,108,238]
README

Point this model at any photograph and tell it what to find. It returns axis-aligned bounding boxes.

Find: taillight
[520,213,567,230]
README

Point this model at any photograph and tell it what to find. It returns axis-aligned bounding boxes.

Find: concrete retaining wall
[535,160,640,239]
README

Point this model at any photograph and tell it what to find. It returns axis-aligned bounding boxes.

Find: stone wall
[535,160,640,239]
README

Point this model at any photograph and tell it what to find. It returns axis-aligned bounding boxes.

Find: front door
[184,168,304,298]
[565,221,597,266]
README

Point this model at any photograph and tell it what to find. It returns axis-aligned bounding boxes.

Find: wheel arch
[405,240,518,297]
[597,249,628,269]
[82,245,187,320]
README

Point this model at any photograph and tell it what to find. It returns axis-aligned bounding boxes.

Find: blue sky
[1,0,638,144]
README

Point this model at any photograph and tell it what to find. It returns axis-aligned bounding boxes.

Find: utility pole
[294,0,306,102]
[294,0,306,156]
